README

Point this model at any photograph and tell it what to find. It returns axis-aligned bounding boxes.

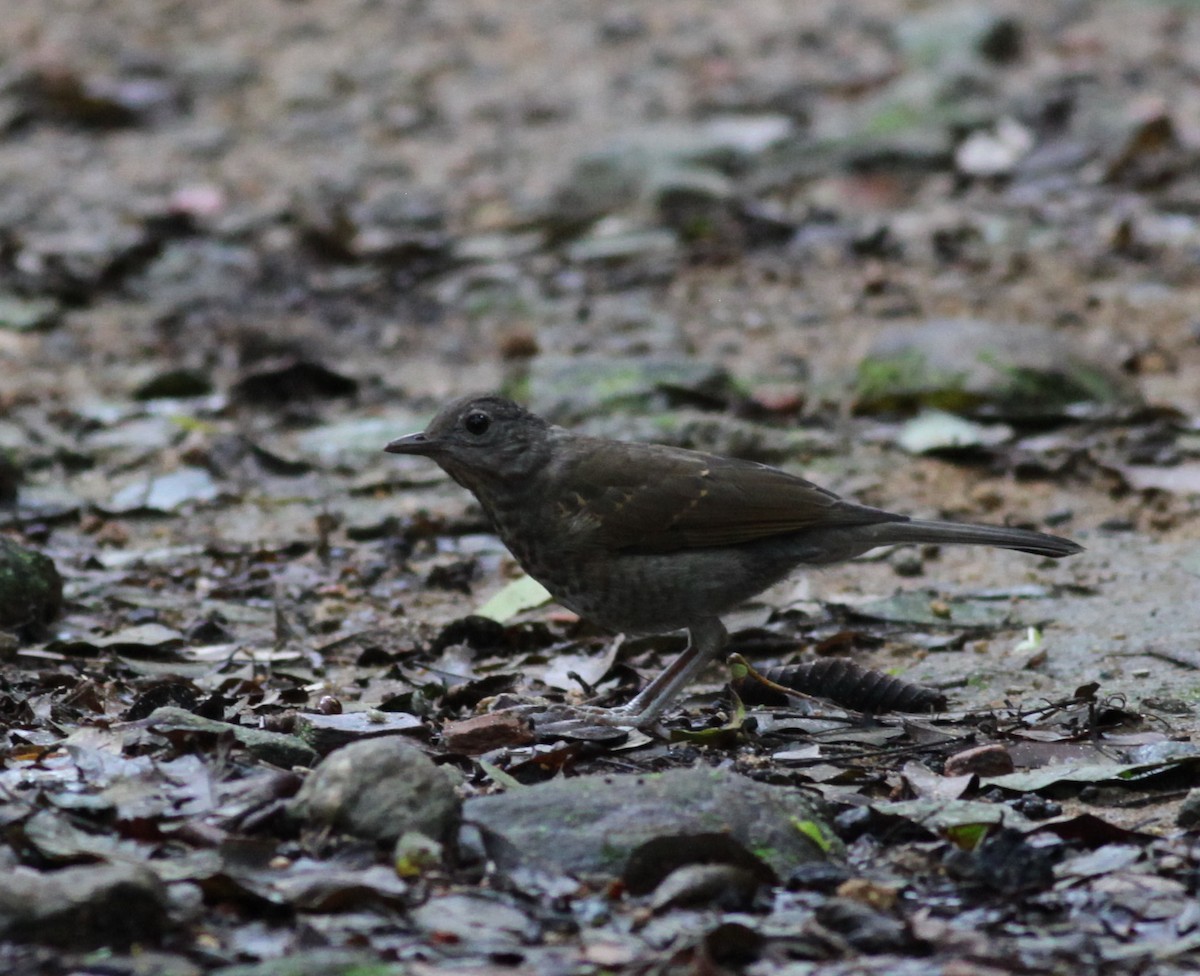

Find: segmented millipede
[732,658,947,713]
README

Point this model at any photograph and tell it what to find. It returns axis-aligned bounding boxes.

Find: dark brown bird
[385,394,1082,726]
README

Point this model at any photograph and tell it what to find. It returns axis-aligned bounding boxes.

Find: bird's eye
[463,411,491,436]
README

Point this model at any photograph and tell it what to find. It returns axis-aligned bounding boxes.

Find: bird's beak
[384,431,435,455]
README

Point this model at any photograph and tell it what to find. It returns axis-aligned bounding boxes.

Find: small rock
[1011,794,1062,821]
[442,712,535,754]
[0,537,62,635]
[394,831,445,878]
[147,707,318,768]
[1176,788,1200,829]
[290,737,460,846]
[547,116,794,229]
[976,17,1025,63]
[527,355,734,423]
[854,318,1135,418]
[0,862,168,949]
[466,767,831,879]
[891,552,925,577]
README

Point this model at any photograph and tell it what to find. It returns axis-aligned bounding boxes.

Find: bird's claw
[489,697,641,739]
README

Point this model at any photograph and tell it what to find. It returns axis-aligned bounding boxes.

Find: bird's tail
[871,518,1082,558]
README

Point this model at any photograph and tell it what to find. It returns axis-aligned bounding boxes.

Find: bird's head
[384,394,553,493]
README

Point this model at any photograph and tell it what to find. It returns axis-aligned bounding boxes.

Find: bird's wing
[553,438,904,553]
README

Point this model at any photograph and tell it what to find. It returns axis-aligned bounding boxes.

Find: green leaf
[944,821,990,851]
[478,758,525,790]
[669,690,746,747]
[475,575,552,623]
[792,817,834,853]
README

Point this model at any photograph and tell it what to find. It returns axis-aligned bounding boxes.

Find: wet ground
[3,1,1200,973]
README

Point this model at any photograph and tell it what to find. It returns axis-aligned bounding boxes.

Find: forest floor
[3,1,1200,974]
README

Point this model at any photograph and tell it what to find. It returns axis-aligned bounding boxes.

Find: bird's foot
[488,694,655,737]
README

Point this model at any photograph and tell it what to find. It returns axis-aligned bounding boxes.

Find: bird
[385,394,1082,727]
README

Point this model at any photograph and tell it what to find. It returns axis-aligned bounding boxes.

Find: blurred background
[3,0,1198,419]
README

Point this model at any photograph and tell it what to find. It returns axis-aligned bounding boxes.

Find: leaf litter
[3,1,1200,974]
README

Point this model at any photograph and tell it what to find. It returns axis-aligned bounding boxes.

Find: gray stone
[1176,788,1200,829]
[855,318,1135,417]
[146,707,318,769]
[526,354,733,423]
[466,766,832,879]
[547,116,793,228]
[0,536,62,635]
[290,737,460,846]
[0,862,169,949]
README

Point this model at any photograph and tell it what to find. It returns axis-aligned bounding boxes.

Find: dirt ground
[3,1,1200,974]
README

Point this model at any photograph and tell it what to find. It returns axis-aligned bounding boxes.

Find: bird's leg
[603,617,729,727]
[496,619,728,731]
